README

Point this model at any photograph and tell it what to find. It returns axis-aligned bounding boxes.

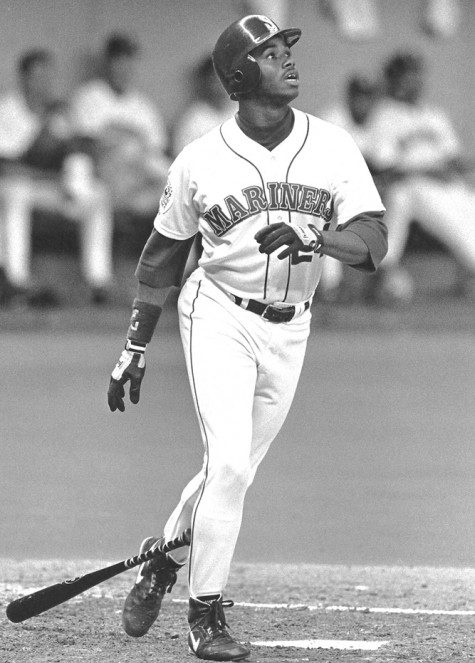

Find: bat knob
[6,599,27,623]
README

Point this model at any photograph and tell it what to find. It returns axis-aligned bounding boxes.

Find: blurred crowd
[0,32,473,309]
[321,51,475,306]
[0,33,234,308]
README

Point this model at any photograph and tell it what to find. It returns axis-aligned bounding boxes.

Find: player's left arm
[320,211,387,272]
[255,210,387,271]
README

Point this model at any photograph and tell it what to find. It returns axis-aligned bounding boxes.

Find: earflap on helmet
[228,53,261,100]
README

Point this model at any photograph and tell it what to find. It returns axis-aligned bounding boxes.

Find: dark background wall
[0,0,473,153]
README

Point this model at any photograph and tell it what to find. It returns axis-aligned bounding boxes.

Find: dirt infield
[2,561,475,662]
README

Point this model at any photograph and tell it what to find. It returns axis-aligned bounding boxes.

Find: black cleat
[122,536,181,637]
[188,596,250,661]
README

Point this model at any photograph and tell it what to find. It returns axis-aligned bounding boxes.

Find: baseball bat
[6,528,191,623]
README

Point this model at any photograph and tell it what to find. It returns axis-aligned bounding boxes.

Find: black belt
[232,295,310,323]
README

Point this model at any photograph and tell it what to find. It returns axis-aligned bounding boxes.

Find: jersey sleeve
[339,211,387,272]
[330,128,385,225]
[153,147,199,240]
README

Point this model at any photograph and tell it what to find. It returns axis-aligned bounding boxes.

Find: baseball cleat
[187,596,250,661]
[122,536,181,637]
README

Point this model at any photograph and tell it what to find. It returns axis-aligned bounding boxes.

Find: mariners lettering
[243,186,268,213]
[203,182,333,236]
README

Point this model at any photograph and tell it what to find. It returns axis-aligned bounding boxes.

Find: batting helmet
[212,15,301,100]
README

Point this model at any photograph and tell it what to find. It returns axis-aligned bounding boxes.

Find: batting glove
[108,343,146,412]
[255,222,323,260]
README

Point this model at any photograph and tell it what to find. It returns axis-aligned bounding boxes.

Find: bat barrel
[5,528,192,623]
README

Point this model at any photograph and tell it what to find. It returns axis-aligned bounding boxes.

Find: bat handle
[124,528,191,569]
[159,528,192,555]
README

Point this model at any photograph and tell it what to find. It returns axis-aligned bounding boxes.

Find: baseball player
[365,52,475,302]
[108,15,387,662]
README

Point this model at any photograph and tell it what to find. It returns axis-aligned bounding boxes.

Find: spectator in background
[365,52,475,304]
[171,54,235,157]
[171,54,235,279]
[0,48,114,307]
[69,33,170,221]
[323,74,379,157]
[320,75,380,301]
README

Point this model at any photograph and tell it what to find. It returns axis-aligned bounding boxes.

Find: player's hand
[255,222,322,260]
[108,349,146,412]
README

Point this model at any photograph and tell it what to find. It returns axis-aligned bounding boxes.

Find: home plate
[251,639,389,651]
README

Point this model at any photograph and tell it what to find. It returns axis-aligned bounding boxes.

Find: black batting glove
[108,348,146,412]
[255,222,323,260]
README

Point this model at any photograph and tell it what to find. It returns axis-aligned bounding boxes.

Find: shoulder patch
[159,180,173,214]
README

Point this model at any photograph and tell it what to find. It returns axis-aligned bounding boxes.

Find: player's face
[251,36,299,103]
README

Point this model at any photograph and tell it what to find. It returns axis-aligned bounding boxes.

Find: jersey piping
[220,112,311,303]
[282,113,310,301]
[219,125,271,300]
[186,279,210,591]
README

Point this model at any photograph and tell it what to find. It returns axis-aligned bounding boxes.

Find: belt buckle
[262,302,295,323]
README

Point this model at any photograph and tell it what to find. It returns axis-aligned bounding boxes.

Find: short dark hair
[384,52,424,81]
[105,33,140,58]
[18,48,53,76]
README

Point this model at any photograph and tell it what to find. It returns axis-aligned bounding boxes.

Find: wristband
[125,339,147,353]
[294,223,324,253]
[127,299,162,344]
[308,224,324,253]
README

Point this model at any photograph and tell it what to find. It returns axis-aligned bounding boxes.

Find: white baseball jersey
[70,79,167,151]
[365,98,461,171]
[138,107,386,598]
[153,108,384,304]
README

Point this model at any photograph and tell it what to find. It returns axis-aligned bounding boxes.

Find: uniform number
[291,251,325,265]
[291,251,313,264]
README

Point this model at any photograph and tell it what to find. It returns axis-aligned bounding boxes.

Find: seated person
[365,52,475,303]
[69,33,170,219]
[0,48,114,306]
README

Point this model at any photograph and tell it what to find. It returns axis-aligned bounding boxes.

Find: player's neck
[236,104,294,151]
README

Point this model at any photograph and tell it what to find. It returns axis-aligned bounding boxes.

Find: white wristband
[293,224,324,252]
[125,339,146,354]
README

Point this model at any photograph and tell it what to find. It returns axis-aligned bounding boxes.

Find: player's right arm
[107,230,195,413]
[108,146,198,413]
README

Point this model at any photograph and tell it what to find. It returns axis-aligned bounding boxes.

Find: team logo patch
[159,180,173,213]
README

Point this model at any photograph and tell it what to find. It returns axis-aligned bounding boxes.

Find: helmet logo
[258,15,279,34]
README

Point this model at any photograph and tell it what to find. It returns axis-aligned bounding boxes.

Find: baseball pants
[382,176,475,271]
[163,268,311,597]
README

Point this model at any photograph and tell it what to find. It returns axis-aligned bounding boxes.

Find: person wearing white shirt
[70,33,170,218]
[0,49,113,306]
[365,52,475,303]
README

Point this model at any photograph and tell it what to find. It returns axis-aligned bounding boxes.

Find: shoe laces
[200,599,235,640]
[148,561,178,597]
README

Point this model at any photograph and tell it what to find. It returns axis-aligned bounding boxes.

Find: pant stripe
[186,279,210,595]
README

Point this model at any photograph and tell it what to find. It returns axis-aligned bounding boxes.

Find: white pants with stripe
[163,268,310,598]
[382,176,475,270]
[0,174,113,288]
